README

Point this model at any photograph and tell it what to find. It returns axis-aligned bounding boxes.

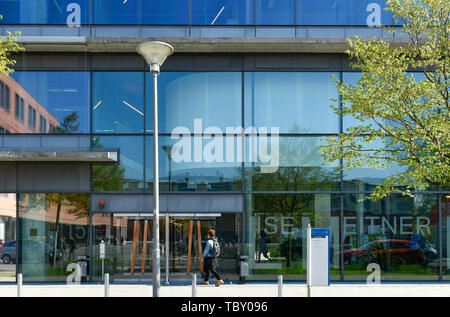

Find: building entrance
[92,212,240,283]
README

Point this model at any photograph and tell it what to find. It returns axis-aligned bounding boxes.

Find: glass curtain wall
[0,194,16,282]
[4,67,449,282]
[343,194,439,281]
[91,212,241,282]
[18,193,89,282]
[0,0,396,26]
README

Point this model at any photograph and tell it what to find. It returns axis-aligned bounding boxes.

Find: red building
[0,75,59,133]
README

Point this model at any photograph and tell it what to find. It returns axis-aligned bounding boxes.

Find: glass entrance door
[92,212,241,282]
[92,213,157,282]
[169,217,216,278]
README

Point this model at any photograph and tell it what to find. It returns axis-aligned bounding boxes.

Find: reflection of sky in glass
[245,72,339,133]
[343,72,429,130]
[93,136,143,181]
[343,137,408,186]
[93,0,139,24]
[12,71,90,133]
[256,0,294,25]
[147,72,241,133]
[146,136,242,184]
[93,72,144,134]
[192,0,253,25]
[0,0,89,24]
[0,0,403,25]
[299,0,395,26]
[143,0,189,24]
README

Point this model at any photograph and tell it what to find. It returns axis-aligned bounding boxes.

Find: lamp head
[136,41,174,75]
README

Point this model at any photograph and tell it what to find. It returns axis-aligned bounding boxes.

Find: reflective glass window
[10,72,90,134]
[343,194,439,281]
[0,193,16,281]
[245,72,339,134]
[192,0,254,25]
[142,0,189,24]
[92,212,241,281]
[342,137,409,191]
[93,72,144,134]
[146,72,242,133]
[245,136,340,191]
[19,193,90,282]
[444,195,450,280]
[256,0,294,25]
[298,0,394,26]
[250,193,341,280]
[146,136,242,192]
[92,136,144,192]
[0,0,89,24]
[93,0,139,24]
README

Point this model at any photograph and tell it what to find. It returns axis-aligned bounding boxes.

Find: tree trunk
[52,198,62,267]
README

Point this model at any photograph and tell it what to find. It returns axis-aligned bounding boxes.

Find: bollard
[191,273,197,297]
[104,273,109,297]
[17,273,22,297]
[278,275,283,297]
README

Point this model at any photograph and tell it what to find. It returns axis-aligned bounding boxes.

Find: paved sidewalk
[1,282,450,297]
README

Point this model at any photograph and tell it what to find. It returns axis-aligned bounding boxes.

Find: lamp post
[137,41,174,297]
[162,144,173,285]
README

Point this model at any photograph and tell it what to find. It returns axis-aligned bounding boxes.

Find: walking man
[201,229,224,287]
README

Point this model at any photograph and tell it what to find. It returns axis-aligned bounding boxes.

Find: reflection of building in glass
[0,76,59,133]
[0,194,16,243]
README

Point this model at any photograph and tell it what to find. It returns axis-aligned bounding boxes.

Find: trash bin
[76,256,88,282]
[238,255,249,284]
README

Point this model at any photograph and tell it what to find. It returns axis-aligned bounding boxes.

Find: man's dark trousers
[203,256,221,282]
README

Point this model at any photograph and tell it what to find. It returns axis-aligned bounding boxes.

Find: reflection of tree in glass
[56,112,80,133]
[249,124,339,191]
[91,137,126,191]
[250,124,339,267]
[23,193,89,267]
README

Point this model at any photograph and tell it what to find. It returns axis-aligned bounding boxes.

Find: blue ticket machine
[307,226,330,286]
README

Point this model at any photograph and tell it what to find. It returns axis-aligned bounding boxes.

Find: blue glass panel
[146,136,242,192]
[342,138,409,191]
[146,72,242,133]
[256,0,294,25]
[343,193,439,280]
[0,0,89,24]
[10,71,90,133]
[142,0,189,24]
[246,136,340,191]
[92,135,144,191]
[92,72,144,134]
[298,0,394,26]
[93,0,139,24]
[192,0,254,25]
[245,72,339,134]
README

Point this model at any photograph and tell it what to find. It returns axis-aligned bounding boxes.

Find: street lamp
[137,41,174,297]
[162,144,174,285]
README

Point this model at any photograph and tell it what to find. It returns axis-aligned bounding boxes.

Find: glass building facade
[0,0,397,26]
[0,61,448,282]
[0,1,447,284]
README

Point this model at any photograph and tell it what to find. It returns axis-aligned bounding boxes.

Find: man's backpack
[210,238,220,258]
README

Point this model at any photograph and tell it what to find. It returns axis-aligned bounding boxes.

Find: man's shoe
[215,280,224,287]
[201,281,209,285]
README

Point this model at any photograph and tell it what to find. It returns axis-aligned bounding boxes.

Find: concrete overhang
[13,35,412,54]
[86,37,412,53]
[0,150,118,163]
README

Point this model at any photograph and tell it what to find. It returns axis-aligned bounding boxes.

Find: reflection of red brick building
[0,75,59,133]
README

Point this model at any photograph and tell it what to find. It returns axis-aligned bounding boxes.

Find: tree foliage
[320,0,450,200]
[0,15,23,77]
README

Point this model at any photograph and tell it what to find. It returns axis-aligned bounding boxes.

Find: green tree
[321,0,450,200]
[0,15,23,77]
[57,112,80,133]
